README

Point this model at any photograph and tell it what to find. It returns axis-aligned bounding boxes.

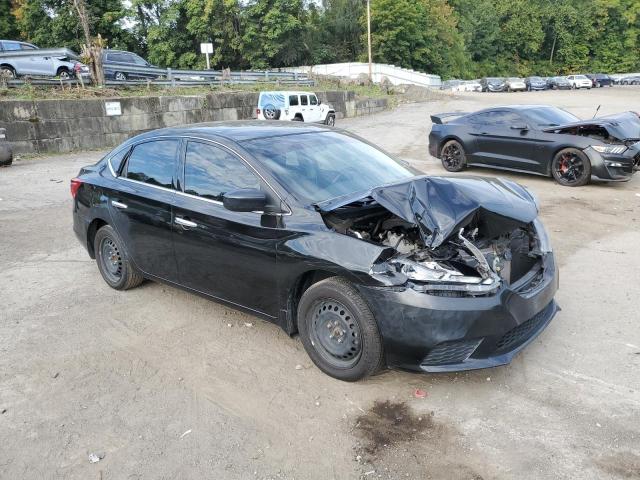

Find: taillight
[256,108,261,115]
[70,178,83,198]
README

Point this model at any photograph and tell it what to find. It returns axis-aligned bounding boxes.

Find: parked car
[0,40,37,51]
[0,43,89,80]
[480,77,506,92]
[463,80,482,92]
[102,50,160,81]
[257,91,336,126]
[620,75,640,85]
[546,76,572,90]
[429,105,640,186]
[585,73,613,87]
[525,76,548,91]
[505,77,526,92]
[566,74,592,89]
[71,122,559,380]
[441,79,464,91]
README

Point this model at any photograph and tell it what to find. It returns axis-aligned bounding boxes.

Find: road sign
[200,43,214,69]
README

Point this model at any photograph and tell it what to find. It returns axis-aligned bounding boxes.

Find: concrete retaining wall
[0,90,388,155]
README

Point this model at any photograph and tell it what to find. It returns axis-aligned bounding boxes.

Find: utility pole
[367,0,372,82]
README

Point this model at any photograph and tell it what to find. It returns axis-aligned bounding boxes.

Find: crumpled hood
[316,175,539,248]
[542,111,640,140]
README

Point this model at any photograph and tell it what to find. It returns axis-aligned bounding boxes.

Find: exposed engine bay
[322,199,544,295]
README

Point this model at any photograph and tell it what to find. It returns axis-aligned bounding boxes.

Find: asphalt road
[1,87,639,480]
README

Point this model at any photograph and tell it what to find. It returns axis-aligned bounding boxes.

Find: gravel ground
[1,87,639,480]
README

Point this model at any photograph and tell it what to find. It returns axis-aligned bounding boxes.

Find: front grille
[422,339,482,366]
[495,302,553,353]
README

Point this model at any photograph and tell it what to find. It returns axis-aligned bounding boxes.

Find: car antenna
[592,105,601,118]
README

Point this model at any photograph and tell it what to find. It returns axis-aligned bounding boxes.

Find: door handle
[175,217,197,228]
[111,200,128,209]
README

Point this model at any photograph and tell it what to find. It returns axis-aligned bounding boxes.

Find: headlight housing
[592,145,627,155]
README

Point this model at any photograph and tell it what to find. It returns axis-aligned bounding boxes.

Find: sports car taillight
[70,178,83,198]
[256,108,261,115]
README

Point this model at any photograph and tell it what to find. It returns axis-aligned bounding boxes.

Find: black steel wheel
[94,225,144,290]
[551,148,591,187]
[298,277,383,381]
[440,139,467,172]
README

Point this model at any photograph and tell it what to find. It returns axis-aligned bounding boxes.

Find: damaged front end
[318,176,547,296]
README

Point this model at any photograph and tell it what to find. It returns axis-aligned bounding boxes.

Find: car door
[299,94,310,121]
[470,110,537,171]
[107,139,180,281]
[308,94,324,122]
[172,140,282,317]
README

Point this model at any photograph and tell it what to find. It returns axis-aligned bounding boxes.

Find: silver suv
[0,41,89,80]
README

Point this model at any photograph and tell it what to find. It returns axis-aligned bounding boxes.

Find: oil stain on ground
[353,400,441,454]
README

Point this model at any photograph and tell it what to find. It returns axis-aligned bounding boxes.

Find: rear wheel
[551,148,591,187]
[298,277,383,381]
[262,104,281,120]
[440,139,467,172]
[94,225,144,290]
[114,71,127,82]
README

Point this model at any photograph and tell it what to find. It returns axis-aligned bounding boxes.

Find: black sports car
[429,105,640,186]
[72,122,558,381]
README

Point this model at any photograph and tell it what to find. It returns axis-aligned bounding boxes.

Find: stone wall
[0,90,388,155]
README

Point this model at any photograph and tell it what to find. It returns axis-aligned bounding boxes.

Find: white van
[257,91,336,126]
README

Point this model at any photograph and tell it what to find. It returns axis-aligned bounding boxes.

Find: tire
[595,82,600,88]
[1,66,16,79]
[114,71,127,82]
[262,104,281,120]
[440,139,467,172]
[57,68,71,80]
[297,277,383,381]
[292,115,303,122]
[551,148,591,187]
[325,114,335,126]
[94,225,144,290]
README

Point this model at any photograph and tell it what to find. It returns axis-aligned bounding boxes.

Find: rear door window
[289,95,299,106]
[300,95,309,106]
[184,142,261,202]
[124,140,179,189]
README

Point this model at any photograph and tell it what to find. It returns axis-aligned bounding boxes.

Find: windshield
[523,107,580,127]
[575,75,588,79]
[242,132,415,204]
[486,77,502,82]
[529,77,543,81]
[508,77,522,81]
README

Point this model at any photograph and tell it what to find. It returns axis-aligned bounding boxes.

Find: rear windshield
[259,93,285,109]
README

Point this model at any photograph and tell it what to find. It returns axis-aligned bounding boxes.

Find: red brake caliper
[559,155,569,174]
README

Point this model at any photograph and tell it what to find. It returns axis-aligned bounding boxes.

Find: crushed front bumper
[356,253,559,372]
[585,146,638,182]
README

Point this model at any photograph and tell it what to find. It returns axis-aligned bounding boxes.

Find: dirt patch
[354,400,441,455]
[595,452,640,479]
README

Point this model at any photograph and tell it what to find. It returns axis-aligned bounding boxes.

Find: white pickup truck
[257,91,336,126]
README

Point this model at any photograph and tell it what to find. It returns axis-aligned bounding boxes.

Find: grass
[0,79,394,101]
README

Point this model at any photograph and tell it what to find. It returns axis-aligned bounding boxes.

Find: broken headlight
[397,260,486,284]
[592,145,627,155]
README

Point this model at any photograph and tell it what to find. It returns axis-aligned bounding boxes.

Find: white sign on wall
[105,102,122,116]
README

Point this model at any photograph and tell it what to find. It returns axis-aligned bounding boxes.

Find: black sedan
[480,77,506,92]
[525,76,548,91]
[102,49,160,81]
[429,105,640,186]
[546,76,572,89]
[72,122,559,380]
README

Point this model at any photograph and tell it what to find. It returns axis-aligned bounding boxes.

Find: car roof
[259,91,316,96]
[126,121,333,144]
[473,105,558,113]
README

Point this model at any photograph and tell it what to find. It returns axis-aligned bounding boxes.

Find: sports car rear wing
[430,112,468,124]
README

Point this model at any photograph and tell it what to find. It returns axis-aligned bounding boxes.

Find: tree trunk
[72,0,104,86]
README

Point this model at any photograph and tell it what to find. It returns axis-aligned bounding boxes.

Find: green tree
[0,1,19,39]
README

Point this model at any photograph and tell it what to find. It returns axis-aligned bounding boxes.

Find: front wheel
[324,114,335,126]
[94,225,144,290]
[551,148,591,187]
[114,71,127,82]
[58,69,71,80]
[0,66,16,79]
[440,139,467,172]
[298,277,384,381]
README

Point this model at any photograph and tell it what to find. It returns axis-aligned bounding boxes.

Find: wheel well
[438,136,462,157]
[86,218,108,259]
[294,113,304,121]
[285,270,336,334]
[56,66,70,75]
[0,63,15,71]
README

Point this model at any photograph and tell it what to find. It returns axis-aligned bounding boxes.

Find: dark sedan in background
[102,49,160,81]
[546,76,572,89]
[525,76,548,91]
[585,73,613,87]
[429,105,640,186]
[480,77,506,92]
[72,122,559,381]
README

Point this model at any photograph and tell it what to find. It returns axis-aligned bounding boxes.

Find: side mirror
[511,124,529,131]
[223,188,267,212]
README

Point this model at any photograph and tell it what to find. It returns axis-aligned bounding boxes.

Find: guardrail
[0,66,314,88]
